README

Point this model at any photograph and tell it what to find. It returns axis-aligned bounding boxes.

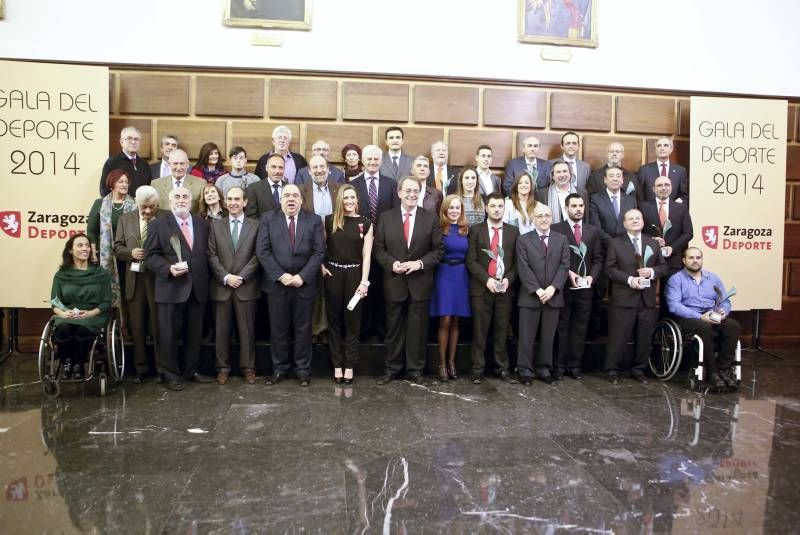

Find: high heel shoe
[447,364,458,380]
[343,368,354,385]
[333,368,343,384]
[437,366,449,382]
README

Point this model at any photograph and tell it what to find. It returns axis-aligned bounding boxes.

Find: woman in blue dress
[430,194,471,382]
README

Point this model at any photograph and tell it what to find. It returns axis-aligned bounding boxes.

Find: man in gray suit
[515,203,569,385]
[149,134,179,181]
[504,135,553,193]
[208,187,261,385]
[550,131,589,190]
[150,149,205,213]
[295,140,345,185]
[379,126,413,180]
[475,145,502,197]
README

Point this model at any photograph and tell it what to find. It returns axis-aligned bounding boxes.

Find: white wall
[0,0,797,97]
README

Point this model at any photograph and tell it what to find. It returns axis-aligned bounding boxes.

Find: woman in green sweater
[51,233,112,379]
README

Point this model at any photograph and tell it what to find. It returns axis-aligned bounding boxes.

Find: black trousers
[556,287,593,372]
[517,305,559,377]
[214,295,257,372]
[470,292,513,375]
[53,323,96,364]
[266,289,313,377]
[605,302,658,374]
[384,297,430,376]
[157,294,205,381]
[125,270,159,376]
[361,263,386,338]
[324,266,363,369]
[674,317,741,373]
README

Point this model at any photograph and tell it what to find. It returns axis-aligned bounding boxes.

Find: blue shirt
[666,269,732,319]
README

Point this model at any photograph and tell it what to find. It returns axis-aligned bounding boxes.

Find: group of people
[50,124,741,391]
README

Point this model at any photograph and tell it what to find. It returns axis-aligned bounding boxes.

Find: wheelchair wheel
[98,372,108,397]
[107,318,125,382]
[38,318,56,382]
[650,318,683,381]
[42,378,60,399]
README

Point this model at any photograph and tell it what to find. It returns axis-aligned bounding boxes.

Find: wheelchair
[38,313,125,398]
[649,317,741,392]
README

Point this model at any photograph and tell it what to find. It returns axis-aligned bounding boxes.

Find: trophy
[634,245,654,288]
[568,241,590,289]
[170,233,189,271]
[709,285,737,323]
[647,221,673,258]
[482,247,505,293]
[625,180,636,196]
[128,232,145,272]
[50,296,80,317]
[347,281,370,311]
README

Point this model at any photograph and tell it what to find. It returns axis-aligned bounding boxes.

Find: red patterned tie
[660,163,667,177]
[403,212,411,245]
[488,226,500,277]
[573,223,582,244]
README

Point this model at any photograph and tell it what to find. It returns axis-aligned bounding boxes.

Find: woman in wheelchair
[50,233,112,379]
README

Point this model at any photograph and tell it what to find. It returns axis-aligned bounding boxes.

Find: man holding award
[666,247,741,389]
[144,187,212,391]
[604,209,668,384]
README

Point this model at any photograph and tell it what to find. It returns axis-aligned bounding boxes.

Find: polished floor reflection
[1,350,799,533]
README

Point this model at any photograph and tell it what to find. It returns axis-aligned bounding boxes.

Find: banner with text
[0,60,108,308]
[690,97,786,311]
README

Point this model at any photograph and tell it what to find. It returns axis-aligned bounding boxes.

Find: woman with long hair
[321,184,373,384]
[341,144,364,181]
[455,166,486,226]
[198,183,227,221]
[429,195,471,381]
[191,142,226,184]
[503,172,540,234]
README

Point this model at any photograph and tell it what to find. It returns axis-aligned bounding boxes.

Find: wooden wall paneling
[108,118,152,159]
[196,76,264,118]
[787,144,800,180]
[413,85,479,125]
[789,262,800,296]
[376,126,446,159]
[230,121,301,160]
[119,74,190,115]
[550,92,612,131]
[787,184,795,220]
[760,299,800,335]
[784,222,800,257]
[156,120,227,161]
[645,137,689,168]
[269,78,337,119]
[582,136,643,172]
[787,106,796,142]
[109,73,117,115]
[678,99,691,136]
[304,124,374,163]
[342,81,409,122]
[616,96,676,134]
[792,183,800,220]
[483,88,547,128]
[515,131,566,161]
[448,129,513,168]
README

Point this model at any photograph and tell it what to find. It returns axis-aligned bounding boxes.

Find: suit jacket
[299,181,340,216]
[515,231,569,308]
[373,207,444,302]
[254,151,308,181]
[588,190,638,242]
[586,165,642,204]
[427,165,460,194]
[605,233,668,308]
[256,209,324,298]
[638,161,690,203]
[150,175,206,213]
[150,160,170,180]
[549,157,590,190]
[503,157,553,194]
[550,220,604,282]
[207,216,261,301]
[477,171,502,198]
[380,152,413,181]
[295,166,345,186]
[245,179,286,219]
[534,185,589,221]
[144,213,209,304]
[113,208,168,299]
[466,222,520,297]
[641,200,693,271]
[100,152,153,196]
[420,186,443,215]
[350,173,399,222]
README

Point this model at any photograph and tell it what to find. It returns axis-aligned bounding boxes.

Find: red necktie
[659,201,667,227]
[488,226,500,277]
[180,219,193,250]
[288,216,296,251]
[573,223,582,244]
[403,211,411,245]
[660,163,667,177]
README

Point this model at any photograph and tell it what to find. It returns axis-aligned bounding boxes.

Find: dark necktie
[175,179,181,189]
[272,183,280,206]
[392,156,399,173]
[660,163,667,177]
[368,177,378,223]
[540,234,548,253]
[632,236,640,255]
[131,154,137,171]
[288,216,296,251]
[611,195,619,217]
[231,218,240,251]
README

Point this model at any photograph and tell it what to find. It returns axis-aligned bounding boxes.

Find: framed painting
[224,0,312,31]
[518,0,598,48]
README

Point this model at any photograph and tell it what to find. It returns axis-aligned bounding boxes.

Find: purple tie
[368,177,378,224]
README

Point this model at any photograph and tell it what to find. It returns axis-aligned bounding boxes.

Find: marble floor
[1,349,799,534]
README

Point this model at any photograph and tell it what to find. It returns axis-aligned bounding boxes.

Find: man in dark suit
[411,155,443,215]
[504,135,553,193]
[429,141,460,194]
[586,142,642,204]
[149,134,179,180]
[144,187,213,391]
[299,155,339,218]
[535,160,590,223]
[256,184,324,386]
[208,187,261,385]
[588,165,638,243]
[113,185,166,383]
[550,194,604,380]
[638,137,689,204]
[254,125,308,184]
[641,176,693,276]
[295,140,345,185]
[515,203,570,385]
[550,131,589,190]
[604,209,668,384]
[475,145,502,197]
[379,126,413,181]
[245,153,287,219]
[100,126,152,196]
[373,177,444,384]
[466,193,519,384]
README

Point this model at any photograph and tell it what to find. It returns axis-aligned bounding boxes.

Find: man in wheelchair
[665,247,741,389]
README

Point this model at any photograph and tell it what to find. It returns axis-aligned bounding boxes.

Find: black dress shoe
[709,372,726,389]
[720,369,737,387]
[72,364,84,380]
[471,374,483,385]
[539,375,555,385]
[607,374,619,385]
[631,373,648,384]
[166,380,184,391]
[342,377,353,385]
[552,370,565,380]
[496,371,518,384]
[520,376,533,386]
[376,374,396,385]
[133,374,147,384]
[298,376,311,387]
[568,369,583,380]
[406,374,423,384]
[189,372,214,383]
[265,372,286,385]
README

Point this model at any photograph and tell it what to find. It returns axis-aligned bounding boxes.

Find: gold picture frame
[518,0,598,48]
[224,0,311,31]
